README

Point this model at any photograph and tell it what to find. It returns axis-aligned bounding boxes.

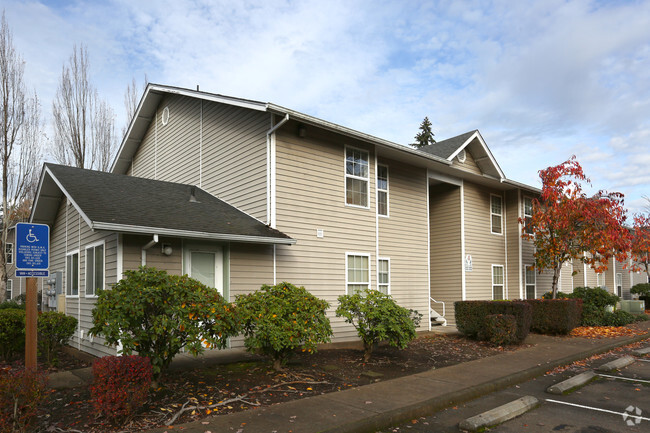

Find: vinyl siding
[127,94,269,221]
[376,158,429,322]
[122,235,183,275]
[50,199,118,358]
[274,127,428,342]
[463,182,507,300]
[451,146,482,176]
[505,190,521,298]
[429,183,462,326]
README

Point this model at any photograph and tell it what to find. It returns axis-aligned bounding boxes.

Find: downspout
[266,113,289,228]
[141,234,159,266]
[267,114,289,286]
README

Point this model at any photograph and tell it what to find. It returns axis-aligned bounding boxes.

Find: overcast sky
[3,0,650,214]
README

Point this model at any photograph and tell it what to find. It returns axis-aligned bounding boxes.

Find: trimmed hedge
[484,314,518,346]
[523,299,582,335]
[455,301,532,344]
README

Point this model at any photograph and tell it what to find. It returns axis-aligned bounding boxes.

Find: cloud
[2,0,649,213]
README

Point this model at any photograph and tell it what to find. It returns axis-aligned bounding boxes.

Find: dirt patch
[37,334,520,432]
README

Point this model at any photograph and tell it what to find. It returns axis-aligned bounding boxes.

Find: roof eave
[92,222,297,245]
[266,103,452,167]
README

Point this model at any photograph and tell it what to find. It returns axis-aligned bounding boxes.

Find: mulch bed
[37,334,517,432]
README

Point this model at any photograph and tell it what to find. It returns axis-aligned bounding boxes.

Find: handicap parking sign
[15,222,49,277]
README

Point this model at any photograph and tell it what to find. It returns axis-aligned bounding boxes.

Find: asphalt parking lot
[379,347,650,433]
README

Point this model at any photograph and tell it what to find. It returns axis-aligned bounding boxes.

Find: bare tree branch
[52,44,116,171]
[0,11,43,302]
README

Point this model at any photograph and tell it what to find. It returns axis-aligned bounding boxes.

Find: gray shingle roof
[419,130,478,159]
[42,164,294,244]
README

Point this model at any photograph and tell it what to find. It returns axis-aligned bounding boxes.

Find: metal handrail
[430,297,445,318]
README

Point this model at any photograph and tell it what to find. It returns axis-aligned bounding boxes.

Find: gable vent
[457,149,466,163]
[161,106,170,126]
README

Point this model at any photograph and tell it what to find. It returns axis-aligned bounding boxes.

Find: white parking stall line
[637,358,650,362]
[596,373,650,384]
[546,399,650,422]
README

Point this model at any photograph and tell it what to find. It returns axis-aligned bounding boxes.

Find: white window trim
[5,242,12,264]
[85,240,105,298]
[597,272,605,288]
[377,257,390,294]
[490,194,503,235]
[376,164,389,218]
[523,196,534,235]
[345,252,371,294]
[492,264,504,300]
[344,145,370,210]
[66,249,80,298]
[525,264,536,299]
[616,273,623,297]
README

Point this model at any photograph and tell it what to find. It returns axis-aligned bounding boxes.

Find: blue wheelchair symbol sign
[15,223,49,277]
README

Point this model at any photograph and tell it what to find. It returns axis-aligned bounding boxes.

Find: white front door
[185,246,223,295]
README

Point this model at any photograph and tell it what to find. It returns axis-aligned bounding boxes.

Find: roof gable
[420,130,505,180]
[31,164,295,245]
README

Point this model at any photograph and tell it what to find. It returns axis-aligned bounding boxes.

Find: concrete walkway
[49,324,650,433]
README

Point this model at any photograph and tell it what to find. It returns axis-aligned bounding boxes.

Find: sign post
[15,223,49,369]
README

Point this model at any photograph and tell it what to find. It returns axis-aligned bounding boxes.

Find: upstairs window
[345,147,369,208]
[346,253,369,294]
[492,265,504,300]
[524,197,533,234]
[6,279,11,300]
[5,243,12,264]
[377,165,389,216]
[616,273,622,297]
[491,194,503,234]
[85,243,104,297]
[596,272,605,288]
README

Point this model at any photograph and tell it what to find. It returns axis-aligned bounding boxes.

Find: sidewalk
[49,323,650,433]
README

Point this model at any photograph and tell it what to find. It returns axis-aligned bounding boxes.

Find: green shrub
[524,299,582,335]
[37,312,78,367]
[89,267,240,378]
[454,301,532,344]
[0,300,24,310]
[0,309,25,361]
[91,355,152,424]
[336,289,422,362]
[634,313,649,322]
[483,314,518,346]
[581,304,606,326]
[631,283,650,297]
[542,291,569,299]
[604,310,635,327]
[0,367,48,432]
[238,282,332,370]
[566,287,620,326]
[568,287,619,309]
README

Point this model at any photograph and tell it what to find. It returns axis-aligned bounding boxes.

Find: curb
[459,395,539,432]
[596,355,636,372]
[632,346,650,356]
[322,332,650,433]
[546,370,596,395]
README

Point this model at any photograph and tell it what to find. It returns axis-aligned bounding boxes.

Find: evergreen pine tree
[411,116,436,148]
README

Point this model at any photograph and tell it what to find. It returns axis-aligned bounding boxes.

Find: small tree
[411,116,436,148]
[237,282,332,370]
[89,267,240,378]
[336,289,422,362]
[520,157,630,298]
[630,213,650,276]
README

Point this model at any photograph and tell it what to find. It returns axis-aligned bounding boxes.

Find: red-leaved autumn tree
[630,213,650,275]
[520,156,630,298]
